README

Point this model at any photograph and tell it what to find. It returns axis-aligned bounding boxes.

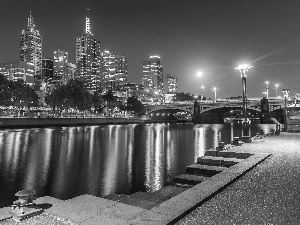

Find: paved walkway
[176,132,300,225]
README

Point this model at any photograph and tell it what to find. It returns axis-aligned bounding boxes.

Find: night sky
[1,0,300,99]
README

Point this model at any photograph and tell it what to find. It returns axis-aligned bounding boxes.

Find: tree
[0,74,12,107]
[125,96,144,114]
[9,79,38,111]
[92,91,104,113]
[102,89,115,116]
[173,92,194,101]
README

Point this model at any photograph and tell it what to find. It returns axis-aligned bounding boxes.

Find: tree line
[0,74,38,110]
[0,74,144,115]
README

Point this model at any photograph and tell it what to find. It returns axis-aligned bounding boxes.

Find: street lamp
[212,86,218,104]
[235,64,253,122]
[197,71,203,77]
[200,85,204,101]
[282,89,290,131]
[265,81,269,99]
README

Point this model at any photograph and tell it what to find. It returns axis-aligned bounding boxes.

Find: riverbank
[0,117,179,129]
[176,132,300,224]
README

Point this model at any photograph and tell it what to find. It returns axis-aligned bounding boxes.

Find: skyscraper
[165,73,177,93]
[101,50,127,90]
[142,56,163,92]
[54,49,68,85]
[20,12,42,83]
[76,16,101,92]
[42,58,53,84]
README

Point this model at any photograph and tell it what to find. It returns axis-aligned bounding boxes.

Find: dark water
[0,123,275,207]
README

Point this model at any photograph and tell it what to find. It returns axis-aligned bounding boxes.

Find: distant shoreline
[0,117,180,129]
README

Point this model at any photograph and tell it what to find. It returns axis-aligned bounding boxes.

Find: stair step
[197,156,214,164]
[222,158,243,166]
[217,151,252,159]
[197,156,244,167]
[173,174,209,185]
[186,164,227,175]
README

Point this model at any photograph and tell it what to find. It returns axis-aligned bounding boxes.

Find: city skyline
[1,0,300,99]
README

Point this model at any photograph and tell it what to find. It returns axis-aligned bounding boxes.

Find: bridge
[144,99,285,115]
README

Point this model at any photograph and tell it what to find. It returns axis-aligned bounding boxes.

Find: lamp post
[235,64,252,122]
[265,81,269,99]
[200,85,204,102]
[212,86,217,104]
[282,89,290,131]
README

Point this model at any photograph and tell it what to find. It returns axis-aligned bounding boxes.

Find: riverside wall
[0,117,179,129]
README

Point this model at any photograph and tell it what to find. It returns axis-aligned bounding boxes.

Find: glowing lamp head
[197,71,203,77]
[235,64,253,78]
[265,81,269,85]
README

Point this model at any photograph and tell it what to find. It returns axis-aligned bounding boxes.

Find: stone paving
[176,132,300,225]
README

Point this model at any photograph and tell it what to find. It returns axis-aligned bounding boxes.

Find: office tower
[142,56,163,92]
[0,61,35,85]
[42,58,53,84]
[76,16,101,92]
[54,49,68,85]
[101,50,127,90]
[20,12,42,83]
[115,55,127,86]
[165,73,177,93]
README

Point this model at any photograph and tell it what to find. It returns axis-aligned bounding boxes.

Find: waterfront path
[176,132,300,225]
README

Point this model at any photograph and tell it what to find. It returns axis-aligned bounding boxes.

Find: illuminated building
[101,50,127,90]
[76,16,101,92]
[20,12,42,83]
[115,54,127,86]
[0,61,35,85]
[54,49,68,84]
[142,56,163,92]
[165,73,177,93]
[41,58,53,84]
[67,63,77,81]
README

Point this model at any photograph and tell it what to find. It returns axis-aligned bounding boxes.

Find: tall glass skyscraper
[20,12,42,83]
[101,50,127,90]
[76,16,101,92]
[142,56,163,92]
[54,49,68,85]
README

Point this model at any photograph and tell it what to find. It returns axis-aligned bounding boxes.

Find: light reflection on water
[0,123,276,207]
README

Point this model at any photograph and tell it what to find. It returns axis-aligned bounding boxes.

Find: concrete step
[216,151,252,159]
[222,157,244,167]
[186,164,227,176]
[211,156,225,165]
[205,149,217,156]
[118,192,166,210]
[173,174,209,186]
[197,155,214,164]
[197,156,244,167]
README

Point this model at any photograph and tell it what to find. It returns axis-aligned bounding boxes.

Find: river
[0,123,276,207]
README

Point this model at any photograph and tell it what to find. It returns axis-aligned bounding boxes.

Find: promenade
[176,132,300,224]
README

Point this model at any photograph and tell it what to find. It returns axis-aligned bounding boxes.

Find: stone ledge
[128,153,271,225]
